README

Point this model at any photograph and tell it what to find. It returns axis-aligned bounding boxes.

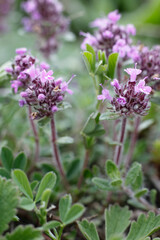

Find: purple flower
[126,24,136,36]
[97,87,113,102]
[90,17,108,30]
[22,0,69,57]
[11,80,23,93]
[81,10,136,61]
[135,79,152,95]
[51,105,58,113]
[6,48,36,92]
[20,70,74,119]
[80,32,98,50]
[102,30,113,39]
[98,67,152,116]
[19,99,26,107]
[117,97,126,106]
[112,39,130,58]
[111,79,121,90]
[108,10,121,23]
[124,67,142,82]
[38,93,46,101]
[16,48,27,55]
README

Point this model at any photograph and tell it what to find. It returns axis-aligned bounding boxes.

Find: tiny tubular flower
[135,79,152,95]
[108,10,121,23]
[124,67,142,82]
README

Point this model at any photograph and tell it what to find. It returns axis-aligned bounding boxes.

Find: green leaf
[126,212,160,240]
[92,177,112,190]
[12,169,33,200]
[59,194,72,223]
[63,203,85,225]
[150,189,157,206]
[35,172,56,202]
[106,53,119,79]
[78,219,100,240]
[110,179,122,187]
[81,112,105,137]
[56,136,74,144]
[58,101,72,111]
[125,162,142,188]
[134,188,148,198]
[30,180,39,191]
[0,167,10,179]
[19,197,35,211]
[83,51,95,73]
[86,44,96,68]
[0,177,19,234]
[13,152,27,170]
[41,189,52,208]
[138,119,154,133]
[3,225,43,240]
[1,147,14,171]
[106,160,121,180]
[105,205,131,240]
[59,194,85,225]
[43,221,61,231]
[100,112,120,120]
[66,158,81,181]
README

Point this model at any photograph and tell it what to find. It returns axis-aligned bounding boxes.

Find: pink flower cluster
[6,48,36,93]
[80,10,136,60]
[22,0,69,58]
[19,66,74,119]
[6,47,74,119]
[97,67,152,116]
[131,45,160,88]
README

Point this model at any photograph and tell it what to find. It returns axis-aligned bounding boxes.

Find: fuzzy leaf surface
[78,219,100,240]
[105,205,131,240]
[0,225,43,240]
[0,177,19,234]
[12,169,33,199]
[35,172,56,202]
[126,212,160,240]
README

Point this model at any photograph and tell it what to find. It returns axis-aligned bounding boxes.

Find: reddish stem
[28,106,39,163]
[125,116,141,169]
[50,116,66,180]
[114,117,127,166]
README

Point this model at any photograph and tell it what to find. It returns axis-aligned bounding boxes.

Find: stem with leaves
[28,106,40,163]
[126,116,141,169]
[114,117,127,166]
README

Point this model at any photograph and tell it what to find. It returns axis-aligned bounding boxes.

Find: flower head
[80,10,136,61]
[22,0,69,57]
[98,67,152,117]
[6,48,36,93]
[19,67,74,119]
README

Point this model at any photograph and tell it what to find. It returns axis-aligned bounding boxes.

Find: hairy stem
[28,106,39,163]
[114,117,127,166]
[126,116,141,169]
[50,115,67,182]
[78,149,90,188]
[123,186,159,213]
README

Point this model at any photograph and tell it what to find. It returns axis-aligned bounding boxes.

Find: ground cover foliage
[1,0,160,239]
